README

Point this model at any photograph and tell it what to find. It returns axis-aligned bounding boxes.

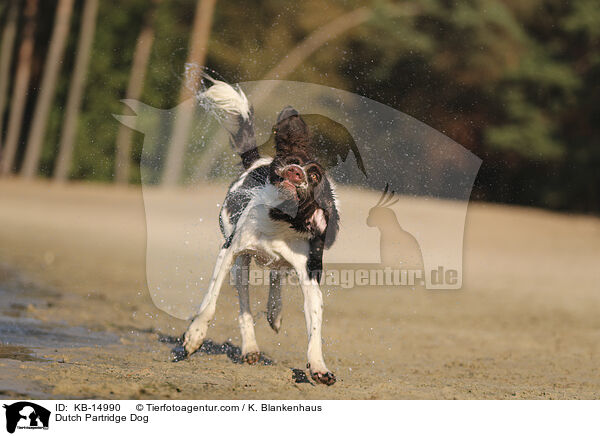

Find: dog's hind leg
[183,246,235,355]
[233,254,261,364]
[267,269,283,333]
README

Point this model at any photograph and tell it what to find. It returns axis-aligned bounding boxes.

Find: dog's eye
[310,172,320,183]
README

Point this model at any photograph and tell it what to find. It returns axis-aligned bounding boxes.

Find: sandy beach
[0,179,599,399]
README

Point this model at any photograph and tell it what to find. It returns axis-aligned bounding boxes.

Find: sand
[0,179,599,399]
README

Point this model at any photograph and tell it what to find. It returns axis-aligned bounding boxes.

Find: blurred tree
[554,0,600,210]
[54,0,99,182]
[263,7,371,81]
[0,0,36,176]
[66,0,154,182]
[329,0,599,211]
[114,0,161,185]
[21,0,74,179]
[0,0,19,154]
[162,0,216,186]
[5,0,597,212]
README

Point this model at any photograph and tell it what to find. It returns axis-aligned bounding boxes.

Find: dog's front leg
[279,241,336,385]
[301,273,336,385]
[183,245,236,355]
[232,254,261,363]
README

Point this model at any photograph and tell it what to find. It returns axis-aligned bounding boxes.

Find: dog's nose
[284,165,305,185]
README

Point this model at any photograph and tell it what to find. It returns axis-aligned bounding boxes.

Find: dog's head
[268,107,338,244]
[269,107,325,203]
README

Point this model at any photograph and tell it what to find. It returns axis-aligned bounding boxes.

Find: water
[0,268,117,362]
[0,312,116,349]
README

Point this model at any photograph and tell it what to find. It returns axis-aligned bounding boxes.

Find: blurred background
[0,0,598,212]
[1,0,600,399]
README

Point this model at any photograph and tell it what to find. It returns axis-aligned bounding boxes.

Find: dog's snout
[283,165,305,185]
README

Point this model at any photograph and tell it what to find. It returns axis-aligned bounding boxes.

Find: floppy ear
[313,177,339,248]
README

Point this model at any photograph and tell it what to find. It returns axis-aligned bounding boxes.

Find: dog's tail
[197,73,259,169]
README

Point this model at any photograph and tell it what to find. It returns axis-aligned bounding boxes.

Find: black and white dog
[182,76,339,385]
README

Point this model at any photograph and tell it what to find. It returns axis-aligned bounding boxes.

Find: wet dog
[181,75,339,385]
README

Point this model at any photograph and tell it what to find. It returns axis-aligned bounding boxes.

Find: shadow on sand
[160,335,317,384]
[159,335,273,366]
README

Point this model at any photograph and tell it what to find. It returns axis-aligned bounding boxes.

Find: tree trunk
[0,0,36,176]
[161,0,216,187]
[0,0,19,154]
[54,0,99,182]
[21,0,74,179]
[114,0,160,185]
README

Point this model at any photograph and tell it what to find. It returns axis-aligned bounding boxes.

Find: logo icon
[3,402,50,434]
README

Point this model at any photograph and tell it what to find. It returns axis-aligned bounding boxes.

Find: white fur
[238,311,259,356]
[199,73,251,121]
[309,208,327,234]
[227,158,273,196]
[220,208,234,239]
[329,179,341,212]
[219,158,274,240]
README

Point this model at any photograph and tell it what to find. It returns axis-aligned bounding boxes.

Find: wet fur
[182,77,339,385]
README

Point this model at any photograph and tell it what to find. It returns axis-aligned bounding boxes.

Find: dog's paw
[242,351,261,365]
[182,331,202,355]
[182,318,206,354]
[267,313,282,333]
[307,363,336,385]
[310,370,336,386]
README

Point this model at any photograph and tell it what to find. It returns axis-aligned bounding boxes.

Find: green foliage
[6,0,600,212]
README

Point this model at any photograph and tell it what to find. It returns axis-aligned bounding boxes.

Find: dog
[181,75,339,385]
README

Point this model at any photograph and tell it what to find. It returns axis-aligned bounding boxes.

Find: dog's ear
[313,177,339,248]
[277,106,299,123]
[274,106,310,152]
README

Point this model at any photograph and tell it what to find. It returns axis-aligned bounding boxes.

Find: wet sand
[0,179,599,399]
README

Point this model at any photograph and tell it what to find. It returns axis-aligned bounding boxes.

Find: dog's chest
[241,192,306,262]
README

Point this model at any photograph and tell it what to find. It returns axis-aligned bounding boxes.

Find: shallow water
[0,312,116,350]
[0,268,118,397]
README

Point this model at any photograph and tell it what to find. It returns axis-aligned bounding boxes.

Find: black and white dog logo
[3,402,50,434]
